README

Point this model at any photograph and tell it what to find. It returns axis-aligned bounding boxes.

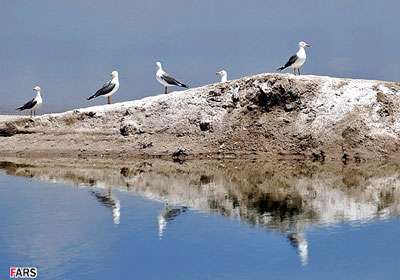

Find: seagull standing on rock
[16,86,43,117]
[277,41,311,75]
[87,70,119,104]
[156,62,188,94]
[216,69,228,82]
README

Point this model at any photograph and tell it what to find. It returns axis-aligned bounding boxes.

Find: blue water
[0,167,399,280]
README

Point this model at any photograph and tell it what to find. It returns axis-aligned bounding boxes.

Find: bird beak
[306,44,311,48]
[215,72,219,75]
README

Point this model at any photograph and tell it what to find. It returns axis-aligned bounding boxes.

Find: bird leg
[34,110,36,117]
[164,87,168,94]
[30,111,33,118]
[293,68,296,75]
[107,96,111,105]
[298,68,301,75]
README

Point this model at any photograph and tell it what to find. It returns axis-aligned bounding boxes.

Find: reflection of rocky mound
[2,159,400,227]
[2,158,400,264]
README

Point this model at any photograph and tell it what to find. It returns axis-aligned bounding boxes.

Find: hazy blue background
[1,1,399,113]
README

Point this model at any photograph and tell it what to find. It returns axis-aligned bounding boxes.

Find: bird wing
[162,73,187,88]
[88,80,116,100]
[283,54,298,68]
[95,80,115,97]
[17,98,37,111]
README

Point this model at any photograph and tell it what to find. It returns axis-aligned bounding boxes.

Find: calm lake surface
[0,159,399,279]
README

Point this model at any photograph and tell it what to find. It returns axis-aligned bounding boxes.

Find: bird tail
[277,66,286,71]
[87,94,96,101]
[180,83,188,88]
[16,107,23,111]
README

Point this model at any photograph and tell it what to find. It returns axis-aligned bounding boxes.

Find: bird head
[156,61,162,69]
[216,70,227,77]
[33,86,41,92]
[299,41,311,48]
[111,71,119,78]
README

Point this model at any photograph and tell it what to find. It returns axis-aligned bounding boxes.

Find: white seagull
[16,86,43,117]
[156,62,188,94]
[216,69,228,83]
[277,41,311,75]
[87,70,119,104]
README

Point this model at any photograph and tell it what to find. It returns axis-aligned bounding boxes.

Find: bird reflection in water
[90,187,121,224]
[158,203,188,239]
[288,233,308,266]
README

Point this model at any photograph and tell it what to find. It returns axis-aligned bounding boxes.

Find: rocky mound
[1,73,400,161]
